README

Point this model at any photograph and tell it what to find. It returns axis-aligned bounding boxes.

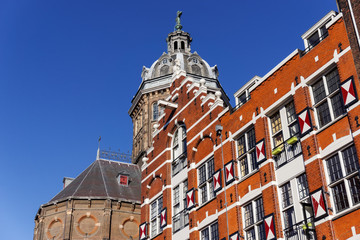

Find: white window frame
[236,127,257,178]
[269,101,301,168]
[172,179,189,233]
[198,158,215,205]
[324,145,360,214]
[200,221,219,240]
[242,197,265,240]
[279,174,311,235]
[310,68,345,129]
[172,125,187,176]
[150,196,163,238]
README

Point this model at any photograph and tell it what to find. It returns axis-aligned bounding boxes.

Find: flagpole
[216,125,230,240]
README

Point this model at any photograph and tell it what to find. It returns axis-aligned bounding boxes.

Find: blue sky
[0,0,337,239]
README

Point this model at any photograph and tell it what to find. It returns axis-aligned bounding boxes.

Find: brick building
[33,151,142,240]
[137,4,360,240]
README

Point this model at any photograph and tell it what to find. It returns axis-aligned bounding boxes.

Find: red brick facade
[139,10,360,240]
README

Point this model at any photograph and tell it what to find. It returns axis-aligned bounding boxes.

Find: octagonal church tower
[129,19,229,166]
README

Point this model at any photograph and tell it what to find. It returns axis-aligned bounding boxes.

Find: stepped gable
[48,159,141,204]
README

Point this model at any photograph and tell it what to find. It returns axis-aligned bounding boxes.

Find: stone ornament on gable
[173,59,181,73]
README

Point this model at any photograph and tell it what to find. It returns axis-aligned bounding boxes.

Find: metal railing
[302,32,329,56]
[172,209,189,233]
[233,95,251,111]
[284,217,317,240]
[273,136,302,169]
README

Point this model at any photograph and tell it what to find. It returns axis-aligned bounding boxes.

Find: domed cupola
[141,11,219,81]
[129,11,229,165]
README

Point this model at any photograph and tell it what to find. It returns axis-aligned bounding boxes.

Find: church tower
[129,12,227,166]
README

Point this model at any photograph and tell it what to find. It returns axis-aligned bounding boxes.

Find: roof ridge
[72,161,97,197]
[98,159,109,198]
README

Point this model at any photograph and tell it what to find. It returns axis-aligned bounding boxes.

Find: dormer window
[302,11,336,53]
[117,174,129,186]
[192,58,198,63]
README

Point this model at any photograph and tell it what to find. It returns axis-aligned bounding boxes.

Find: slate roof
[48,159,141,204]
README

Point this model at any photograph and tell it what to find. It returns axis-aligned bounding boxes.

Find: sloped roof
[48,159,141,204]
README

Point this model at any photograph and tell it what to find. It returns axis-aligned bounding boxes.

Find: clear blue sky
[0,0,337,239]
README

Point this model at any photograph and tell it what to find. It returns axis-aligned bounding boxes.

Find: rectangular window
[237,127,257,178]
[312,68,345,128]
[243,197,264,240]
[327,154,343,183]
[244,203,254,227]
[326,145,360,213]
[270,100,302,168]
[201,222,219,240]
[198,158,215,205]
[173,180,189,233]
[297,174,309,200]
[283,207,295,228]
[281,182,293,208]
[150,196,163,237]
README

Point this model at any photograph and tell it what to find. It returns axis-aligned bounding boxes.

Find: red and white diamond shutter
[186,188,195,210]
[264,214,276,240]
[213,169,222,193]
[160,208,167,228]
[298,108,312,136]
[256,139,266,163]
[310,188,328,220]
[230,232,240,240]
[341,76,357,107]
[224,161,235,185]
[139,222,147,240]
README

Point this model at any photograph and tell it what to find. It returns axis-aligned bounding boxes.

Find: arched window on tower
[174,41,178,50]
[181,41,185,50]
[172,125,187,176]
[152,102,159,121]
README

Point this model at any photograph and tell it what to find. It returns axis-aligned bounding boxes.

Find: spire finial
[175,11,183,31]
[96,136,101,160]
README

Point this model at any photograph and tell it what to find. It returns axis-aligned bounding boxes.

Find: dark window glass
[308,31,320,47]
[210,222,219,240]
[313,79,326,104]
[258,223,266,239]
[200,185,207,204]
[208,158,215,178]
[349,176,360,205]
[199,165,207,184]
[317,101,331,127]
[238,92,247,105]
[247,128,256,149]
[286,101,297,123]
[255,198,264,222]
[342,146,359,175]
[331,93,345,118]
[332,182,349,212]
[283,207,295,228]
[250,151,257,171]
[246,228,255,240]
[281,182,293,208]
[201,228,209,240]
[327,155,343,183]
[244,203,254,227]
[297,174,309,200]
[326,69,340,94]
